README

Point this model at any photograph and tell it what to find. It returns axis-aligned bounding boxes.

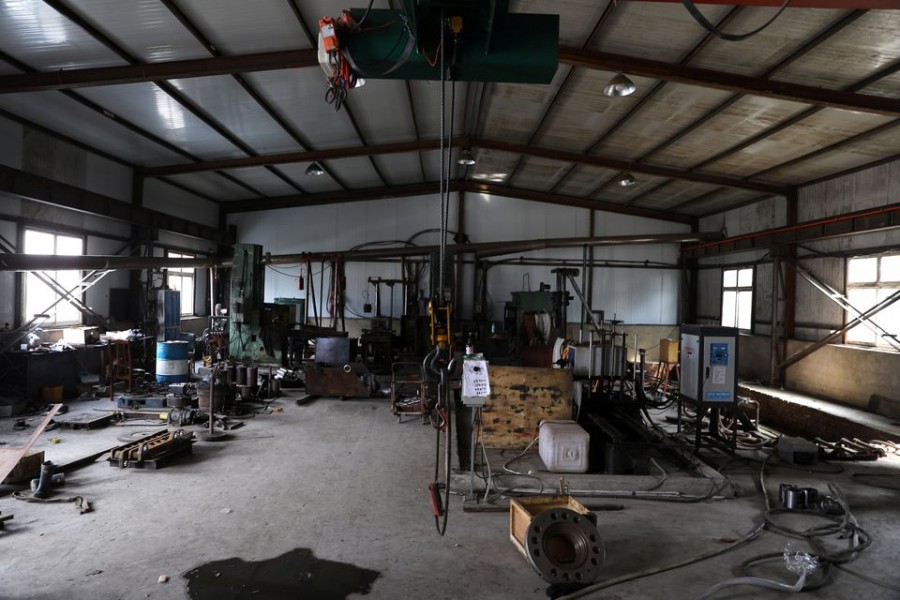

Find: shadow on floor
[183,547,380,599]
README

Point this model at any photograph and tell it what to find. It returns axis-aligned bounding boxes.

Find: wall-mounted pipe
[268,232,721,264]
[0,255,223,271]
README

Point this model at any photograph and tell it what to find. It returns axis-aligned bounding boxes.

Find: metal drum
[156,341,190,384]
[247,366,258,390]
[235,365,248,386]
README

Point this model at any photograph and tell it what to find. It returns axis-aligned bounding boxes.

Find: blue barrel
[156,341,190,383]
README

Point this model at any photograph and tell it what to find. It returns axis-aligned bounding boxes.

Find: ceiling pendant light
[618,172,637,187]
[603,73,636,98]
[457,148,477,166]
[305,161,325,176]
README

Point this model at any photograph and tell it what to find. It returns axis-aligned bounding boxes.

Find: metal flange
[524,507,605,584]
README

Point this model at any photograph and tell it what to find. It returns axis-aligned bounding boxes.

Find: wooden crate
[509,495,591,559]
[659,339,679,364]
[2,450,44,484]
[482,366,573,449]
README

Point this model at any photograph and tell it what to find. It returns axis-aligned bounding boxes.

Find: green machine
[228,244,266,361]
[335,1,559,84]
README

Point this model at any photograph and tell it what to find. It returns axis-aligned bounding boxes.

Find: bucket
[156,341,190,384]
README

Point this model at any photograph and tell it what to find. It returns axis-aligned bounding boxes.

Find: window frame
[844,253,900,349]
[22,228,86,327]
[166,251,196,317]
[720,266,754,332]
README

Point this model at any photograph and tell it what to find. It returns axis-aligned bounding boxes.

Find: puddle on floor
[184,548,380,599]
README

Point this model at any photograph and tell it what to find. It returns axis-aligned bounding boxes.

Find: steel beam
[476,139,786,194]
[624,1,900,7]
[271,232,720,263]
[223,179,696,224]
[0,49,318,93]
[558,47,900,117]
[0,165,228,244]
[780,288,900,369]
[3,43,897,119]
[683,202,900,258]
[0,254,220,272]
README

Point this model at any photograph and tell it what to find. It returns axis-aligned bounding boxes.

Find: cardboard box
[2,450,44,484]
[660,339,679,364]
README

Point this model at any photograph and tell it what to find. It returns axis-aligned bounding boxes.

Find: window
[24,229,83,326]
[721,267,753,330]
[166,252,195,316]
[846,254,900,348]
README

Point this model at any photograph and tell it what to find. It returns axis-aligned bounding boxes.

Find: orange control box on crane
[319,16,339,52]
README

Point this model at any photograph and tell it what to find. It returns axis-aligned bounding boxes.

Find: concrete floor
[1,393,899,599]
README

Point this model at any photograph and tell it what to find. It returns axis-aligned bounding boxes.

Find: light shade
[305,161,325,176]
[457,148,477,166]
[603,73,636,98]
[618,173,637,187]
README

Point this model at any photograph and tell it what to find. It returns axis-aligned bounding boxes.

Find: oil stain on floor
[184,548,380,599]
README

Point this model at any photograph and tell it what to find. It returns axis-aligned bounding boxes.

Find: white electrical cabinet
[680,325,738,405]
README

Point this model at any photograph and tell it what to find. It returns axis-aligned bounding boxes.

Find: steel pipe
[0,254,222,271]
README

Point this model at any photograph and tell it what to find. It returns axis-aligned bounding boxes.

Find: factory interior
[1,1,899,599]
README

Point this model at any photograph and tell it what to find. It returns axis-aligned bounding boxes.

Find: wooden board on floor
[481,366,572,449]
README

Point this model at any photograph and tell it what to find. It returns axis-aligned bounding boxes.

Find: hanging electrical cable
[681,0,792,41]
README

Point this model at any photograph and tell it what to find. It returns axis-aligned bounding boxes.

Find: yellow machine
[428,301,452,350]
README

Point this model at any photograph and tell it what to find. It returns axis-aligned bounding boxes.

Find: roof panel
[480,67,573,144]
[534,70,660,152]
[689,8,843,77]
[467,149,520,184]
[0,0,125,70]
[166,171,254,201]
[593,83,735,161]
[651,95,812,169]
[345,79,417,144]
[244,69,363,150]
[371,153,423,187]
[0,90,185,165]
[169,76,301,154]
[772,10,900,90]
[226,166,300,197]
[63,0,209,62]
[172,0,312,53]
[629,180,720,211]
[591,2,731,61]
[556,165,616,198]
[75,82,242,158]
[601,176,681,206]
[327,156,383,188]
[512,156,596,192]
[271,163,342,194]
[712,109,897,179]
[762,127,900,185]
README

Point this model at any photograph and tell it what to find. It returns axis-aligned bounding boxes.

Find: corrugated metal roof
[0,0,896,219]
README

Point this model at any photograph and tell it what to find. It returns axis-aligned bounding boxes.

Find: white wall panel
[144,179,219,228]
[800,159,899,220]
[0,117,23,169]
[231,193,683,325]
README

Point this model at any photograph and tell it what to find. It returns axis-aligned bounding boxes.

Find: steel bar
[683,202,900,258]
[788,259,900,351]
[0,254,220,271]
[780,288,900,369]
[274,232,718,263]
[558,47,900,117]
